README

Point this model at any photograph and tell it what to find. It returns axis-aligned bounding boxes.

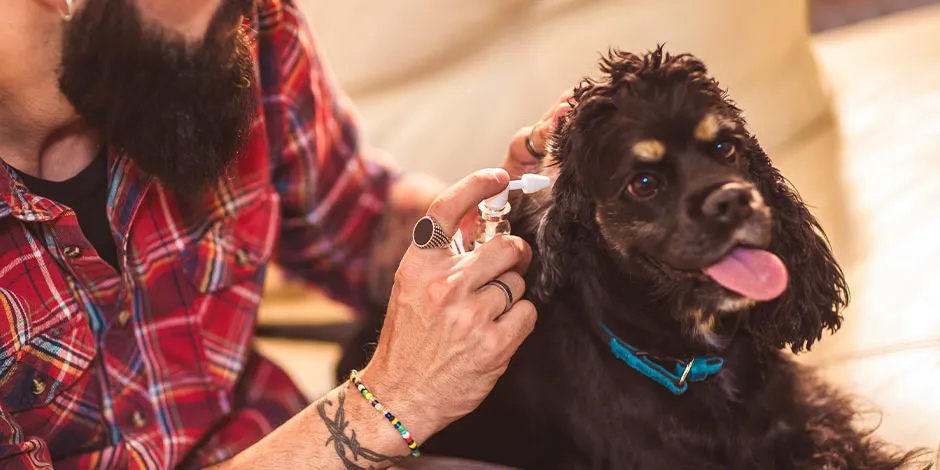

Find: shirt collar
[0,160,62,222]
[0,150,152,231]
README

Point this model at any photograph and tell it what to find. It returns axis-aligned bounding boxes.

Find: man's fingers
[425,169,510,237]
[539,88,574,123]
[508,102,572,165]
[458,235,532,287]
[532,103,572,155]
[557,87,575,105]
[475,271,526,320]
[492,299,537,353]
[502,89,575,178]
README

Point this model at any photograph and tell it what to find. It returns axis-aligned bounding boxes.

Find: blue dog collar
[600,323,723,395]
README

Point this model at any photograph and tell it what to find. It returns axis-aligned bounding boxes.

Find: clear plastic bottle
[473,201,513,249]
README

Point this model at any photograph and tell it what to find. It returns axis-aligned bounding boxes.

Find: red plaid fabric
[0,1,392,468]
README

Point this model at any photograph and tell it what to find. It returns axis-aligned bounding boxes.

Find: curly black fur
[421,46,933,469]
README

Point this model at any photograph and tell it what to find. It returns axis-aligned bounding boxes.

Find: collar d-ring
[677,358,695,386]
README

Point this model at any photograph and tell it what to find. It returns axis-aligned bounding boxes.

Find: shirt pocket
[0,288,96,414]
[181,188,281,294]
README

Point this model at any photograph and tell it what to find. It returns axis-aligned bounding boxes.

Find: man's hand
[360,168,537,442]
[502,89,573,178]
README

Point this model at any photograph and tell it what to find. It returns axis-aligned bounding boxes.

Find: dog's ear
[533,125,594,300]
[533,79,617,300]
[534,167,597,301]
[744,138,849,352]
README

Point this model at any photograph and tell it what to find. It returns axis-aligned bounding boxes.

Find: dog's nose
[701,182,759,225]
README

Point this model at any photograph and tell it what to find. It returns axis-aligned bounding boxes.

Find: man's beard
[59,0,257,196]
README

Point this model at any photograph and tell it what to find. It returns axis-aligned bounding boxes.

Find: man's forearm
[214,383,415,470]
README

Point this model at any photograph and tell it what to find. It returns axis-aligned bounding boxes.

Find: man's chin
[130,149,236,198]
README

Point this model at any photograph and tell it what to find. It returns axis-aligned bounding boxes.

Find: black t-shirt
[16,151,120,271]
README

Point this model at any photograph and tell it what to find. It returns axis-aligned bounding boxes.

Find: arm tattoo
[318,389,405,469]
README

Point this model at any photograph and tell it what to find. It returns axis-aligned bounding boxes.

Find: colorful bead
[348,369,421,459]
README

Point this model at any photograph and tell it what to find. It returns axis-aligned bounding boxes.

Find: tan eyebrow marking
[632,139,666,162]
[694,113,730,142]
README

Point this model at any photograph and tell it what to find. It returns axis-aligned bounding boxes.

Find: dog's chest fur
[422,294,801,470]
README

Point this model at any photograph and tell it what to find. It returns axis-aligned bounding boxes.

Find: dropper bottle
[473,174,551,249]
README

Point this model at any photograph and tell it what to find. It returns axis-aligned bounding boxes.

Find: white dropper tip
[484,174,552,210]
[514,174,551,194]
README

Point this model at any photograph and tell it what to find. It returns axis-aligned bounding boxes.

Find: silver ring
[484,280,514,315]
[412,215,452,249]
[525,124,545,159]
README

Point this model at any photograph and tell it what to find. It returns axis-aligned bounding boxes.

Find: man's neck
[0,85,100,182]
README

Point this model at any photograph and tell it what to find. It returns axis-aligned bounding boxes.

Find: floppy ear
[744,138,849,352]
[532,79,620,301]
[533,118,595,300]
[534,166,596,301]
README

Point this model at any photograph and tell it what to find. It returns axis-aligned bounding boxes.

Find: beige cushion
[302,0,827,166]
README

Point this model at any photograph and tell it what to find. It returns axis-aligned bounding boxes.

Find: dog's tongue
[703,248,789,301]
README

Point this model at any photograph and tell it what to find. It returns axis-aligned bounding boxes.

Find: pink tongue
[703,248,789,301]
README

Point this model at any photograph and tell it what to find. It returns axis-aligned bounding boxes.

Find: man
[0,0,568,468]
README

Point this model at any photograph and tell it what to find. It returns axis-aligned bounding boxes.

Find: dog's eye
[626,174,662,199]
[716,142,736,162]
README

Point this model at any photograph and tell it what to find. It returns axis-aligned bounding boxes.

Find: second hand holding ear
[503,89,573,178]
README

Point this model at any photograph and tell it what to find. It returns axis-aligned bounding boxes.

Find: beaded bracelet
[348,369,421,457]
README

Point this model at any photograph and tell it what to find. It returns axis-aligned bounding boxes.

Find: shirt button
[31,378,46,395]
[63,246,82,258]
[234,249,250,267]
[117,310,132,328]
[131,411,146,429]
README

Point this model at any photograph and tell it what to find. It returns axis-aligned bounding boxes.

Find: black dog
[420,47,931,469]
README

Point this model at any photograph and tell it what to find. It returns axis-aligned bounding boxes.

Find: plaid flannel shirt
[0,1,392,468]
